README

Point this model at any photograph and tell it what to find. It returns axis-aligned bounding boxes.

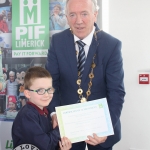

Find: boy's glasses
[28,87,55,95]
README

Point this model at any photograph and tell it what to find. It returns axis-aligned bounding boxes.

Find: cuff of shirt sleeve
[50,112,56,118]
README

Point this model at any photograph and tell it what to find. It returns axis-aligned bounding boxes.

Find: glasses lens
[47,88,55,94]
[37,88,45,95]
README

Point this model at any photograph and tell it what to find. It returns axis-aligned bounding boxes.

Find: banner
[12,0,49,58]
[0,0,68,149]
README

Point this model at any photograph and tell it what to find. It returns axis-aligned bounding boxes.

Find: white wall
[108,1,150,150]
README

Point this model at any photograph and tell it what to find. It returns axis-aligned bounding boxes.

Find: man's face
[66,0,98,39]
[9,74,15,82]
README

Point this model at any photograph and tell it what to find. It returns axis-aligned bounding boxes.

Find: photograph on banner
[0,33,12,61]
[0,57,47,121]
[5,95,18,119]
[49,0,69,37]
[0,6,12,33]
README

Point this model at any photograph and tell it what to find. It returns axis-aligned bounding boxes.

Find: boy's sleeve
[12,111,60,150]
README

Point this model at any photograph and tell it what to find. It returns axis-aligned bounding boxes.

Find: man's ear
[24,90,30,99]
[94,11,98,22]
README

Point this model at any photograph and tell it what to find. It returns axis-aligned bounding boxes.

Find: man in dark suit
[46,0,125,150]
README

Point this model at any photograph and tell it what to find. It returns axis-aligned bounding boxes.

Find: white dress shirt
[74,26,95,59]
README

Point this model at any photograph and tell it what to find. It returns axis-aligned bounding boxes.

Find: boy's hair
[24,66,52,89]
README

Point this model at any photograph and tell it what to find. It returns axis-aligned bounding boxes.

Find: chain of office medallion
[77,54,96,103]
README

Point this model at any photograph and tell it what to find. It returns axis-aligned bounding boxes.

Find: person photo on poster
[5,95,17,112]
[4,95,18,119]
[49,1,69,37]
[0,0,11,7]
[0,6,11,33]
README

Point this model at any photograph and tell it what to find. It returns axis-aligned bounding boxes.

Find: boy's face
[24,78,53,110]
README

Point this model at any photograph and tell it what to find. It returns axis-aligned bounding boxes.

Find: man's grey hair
[65,0,99,13]
[9,71,15,76]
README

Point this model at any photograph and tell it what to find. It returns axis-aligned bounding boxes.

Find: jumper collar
[27,101,48,116]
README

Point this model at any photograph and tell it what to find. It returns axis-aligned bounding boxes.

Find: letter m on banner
[20,0,41,25]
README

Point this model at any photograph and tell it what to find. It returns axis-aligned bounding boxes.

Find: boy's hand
[59,137,72,150]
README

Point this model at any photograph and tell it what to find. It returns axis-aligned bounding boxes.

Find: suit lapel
[82,24,102,85]
[65,30,78,81]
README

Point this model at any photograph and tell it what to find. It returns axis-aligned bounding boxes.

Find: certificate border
[56,98,114,143]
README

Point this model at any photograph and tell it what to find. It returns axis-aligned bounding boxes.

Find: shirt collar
[74,26,95,46]
[27,101,48,116]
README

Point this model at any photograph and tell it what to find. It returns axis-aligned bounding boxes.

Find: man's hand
[51,114,58,129]
[85,133,107,146]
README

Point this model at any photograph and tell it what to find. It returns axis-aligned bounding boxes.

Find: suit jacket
[45,23,125,148]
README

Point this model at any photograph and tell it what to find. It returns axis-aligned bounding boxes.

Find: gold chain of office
[77,54,96,103]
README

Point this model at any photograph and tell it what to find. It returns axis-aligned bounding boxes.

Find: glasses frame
[28,87,55,95]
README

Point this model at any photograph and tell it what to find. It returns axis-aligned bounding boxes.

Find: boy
[4,95,18,118]
[12,66,71,150]
[7,95,17,112]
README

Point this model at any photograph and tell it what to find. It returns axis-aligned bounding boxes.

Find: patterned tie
[76,40,86,78]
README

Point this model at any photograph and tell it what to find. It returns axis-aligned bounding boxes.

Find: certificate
[55,98,114,143]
